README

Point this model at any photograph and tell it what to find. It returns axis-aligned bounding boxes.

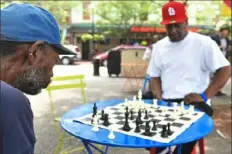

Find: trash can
[93,59,100,76]
[107,50,121,77]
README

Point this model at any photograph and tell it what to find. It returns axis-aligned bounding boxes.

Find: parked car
[59,44,81,65]
[93,45,147,66]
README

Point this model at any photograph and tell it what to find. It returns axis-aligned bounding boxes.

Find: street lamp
[89,3,95,53]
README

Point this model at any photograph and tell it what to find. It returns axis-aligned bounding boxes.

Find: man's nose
[169,26,178,34]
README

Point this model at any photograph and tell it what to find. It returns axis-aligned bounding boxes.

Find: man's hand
[184,93,204,104]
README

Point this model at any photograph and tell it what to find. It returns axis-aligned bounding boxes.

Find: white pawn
[92,116,99,132]
[153,99,158,107]
[173,102,178,112]
[108,128,115,139]
[188,105,194,114]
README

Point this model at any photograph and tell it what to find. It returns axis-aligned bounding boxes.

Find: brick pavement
[213,104,231,139]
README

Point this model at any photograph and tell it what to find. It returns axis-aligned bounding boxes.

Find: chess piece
[161,125,168,138]
[108,128,115,139]
[103,114,110,126]
[144,110,149,119]
[92,116,99,132]
[188,105,194,115]
[130,110,134,120]
[100,110,105,120]
[92,103,97,117]
[153,99,158,108]
[168,99,171,106]
[173,102,178,112]
[144,121,152,136]
[181,101,185,113]
[138,90,142,101]
[152,120,157,131]
[137,110,143,124]
[122,115,131,131]
[167,123,172,135]
[134,117,141,133]
[125,108,129,119]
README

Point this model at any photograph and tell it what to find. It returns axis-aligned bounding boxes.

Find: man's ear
[27,40,45,65]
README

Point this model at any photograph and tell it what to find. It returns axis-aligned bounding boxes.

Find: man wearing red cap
[148,1,231,154]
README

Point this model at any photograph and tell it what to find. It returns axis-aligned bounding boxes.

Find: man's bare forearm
[151,77,162,99]
[205,66,231,98]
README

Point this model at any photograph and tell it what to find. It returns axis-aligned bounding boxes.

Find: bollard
[93,59,100,76]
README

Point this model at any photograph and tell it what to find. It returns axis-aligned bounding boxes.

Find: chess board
[73,101,205,143]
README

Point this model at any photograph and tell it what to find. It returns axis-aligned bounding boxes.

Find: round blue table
[60,99,214,154]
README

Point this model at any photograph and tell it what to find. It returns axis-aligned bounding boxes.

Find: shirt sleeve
[1,83,35,154]
[201,37,230,73]
[147,44,162,77]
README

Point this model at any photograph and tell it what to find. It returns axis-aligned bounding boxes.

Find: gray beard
[12,67,51,95]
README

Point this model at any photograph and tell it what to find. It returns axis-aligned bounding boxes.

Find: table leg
[177,145,182,154]
[168,146,172,154]
[82,140,93,154]
[81,140,109,154]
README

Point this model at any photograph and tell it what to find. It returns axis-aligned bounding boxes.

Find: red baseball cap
[160,1,187,25]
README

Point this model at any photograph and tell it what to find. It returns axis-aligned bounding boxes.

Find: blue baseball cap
[1,3,73,55]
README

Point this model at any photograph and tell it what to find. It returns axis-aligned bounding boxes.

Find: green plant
[81,34,93,42]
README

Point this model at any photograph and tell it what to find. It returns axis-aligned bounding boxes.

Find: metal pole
[92,7,95,51]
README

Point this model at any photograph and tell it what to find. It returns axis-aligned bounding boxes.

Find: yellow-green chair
[46,75,86,154]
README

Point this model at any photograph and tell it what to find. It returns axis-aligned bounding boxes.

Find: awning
[221,0,231,17]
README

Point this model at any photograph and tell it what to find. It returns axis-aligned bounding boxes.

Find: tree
[95,1,165,40]
[1,0,80,27]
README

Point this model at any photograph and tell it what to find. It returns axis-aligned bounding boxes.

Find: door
[81,40,90,60]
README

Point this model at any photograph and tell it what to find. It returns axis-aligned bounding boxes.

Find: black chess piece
[152,120,157,131]
[167,123,172,135]
[144,121,152,136]
[161,125,168,138]
[137,110,143,124]
[100,110,105,120]
[126,106,129,112]
[144,110,149,119]
[103,114,110,126]
[134,117,141,133]
[130,110,134,120]
[167,99,171,106]
[122,115,131,131]
[125,110,129,119]
[92,103,97,117]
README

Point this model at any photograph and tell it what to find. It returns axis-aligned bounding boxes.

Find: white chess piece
[180,101,185,113]
[173,102,178,112]
[92,116,99,132]
[188,105,194,114]
[108,128,115,139]
[153,99,158,107]
[138,90,142,101]
[124,98,129,107]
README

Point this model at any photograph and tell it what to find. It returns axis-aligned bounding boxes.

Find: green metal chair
[46,75,86,154]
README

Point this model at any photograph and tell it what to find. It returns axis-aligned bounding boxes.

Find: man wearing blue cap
[0,3,73,154]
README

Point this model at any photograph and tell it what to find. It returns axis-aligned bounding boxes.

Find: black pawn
[152,120,157,131]
[100,110,105,120]
[167,123,172,135]
[130,110,134,120]
[92,103,97,117]
[134,117,141,133]
[123,116,131,131]
[144,110,149,119]
[145,121,150,132]
[161,125,168,138]
[167,99,171,106]
[137,110,143,124]
[144,121,152,136]
[103,114,110,126]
